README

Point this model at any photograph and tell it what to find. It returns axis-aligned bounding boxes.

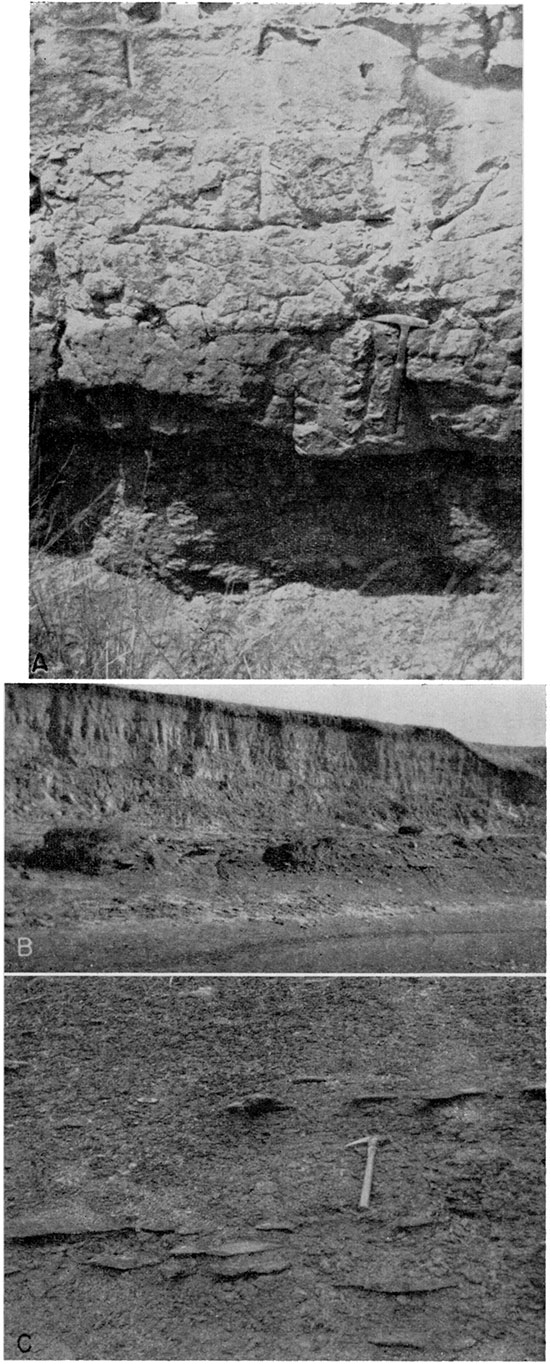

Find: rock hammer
[374,313,428,433]
[345,1133,384,1210]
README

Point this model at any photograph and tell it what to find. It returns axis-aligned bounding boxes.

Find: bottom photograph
[4,975,545,1363]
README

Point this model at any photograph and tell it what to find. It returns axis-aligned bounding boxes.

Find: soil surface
[4,976,545,1361]
[4,828,545,973]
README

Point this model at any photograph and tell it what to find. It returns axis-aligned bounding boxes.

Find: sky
[116,682,546,747]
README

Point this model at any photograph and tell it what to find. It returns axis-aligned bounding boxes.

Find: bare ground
[4,976,545,1361]
[4,887,545,975]
[4,824,545,972]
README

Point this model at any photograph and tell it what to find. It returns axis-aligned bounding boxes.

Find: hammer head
[374,314,428,331]
[345,1133,384,1150]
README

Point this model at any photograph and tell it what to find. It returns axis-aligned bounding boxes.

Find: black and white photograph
[4,681,545,973]
[4,974,545,1361]
[5,3,546,1361]
[29,2,522,681]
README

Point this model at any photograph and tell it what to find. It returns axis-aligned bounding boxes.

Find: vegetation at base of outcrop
[28,3,523,677]
[7,822,157,878]
[29,549,521,680]
[7,825,108,876]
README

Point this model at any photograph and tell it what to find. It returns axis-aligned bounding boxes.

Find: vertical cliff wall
[5,686,543,834]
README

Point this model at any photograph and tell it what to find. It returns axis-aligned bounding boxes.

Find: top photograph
[29,2,522,682]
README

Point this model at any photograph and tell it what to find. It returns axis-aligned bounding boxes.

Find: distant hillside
[467,743,546,778]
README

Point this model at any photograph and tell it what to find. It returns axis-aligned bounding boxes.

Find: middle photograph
[4,681,545,975]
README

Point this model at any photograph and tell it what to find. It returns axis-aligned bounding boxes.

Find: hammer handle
[384,325,410,433]
[359,1138,379,1209]
[384,363,406,434]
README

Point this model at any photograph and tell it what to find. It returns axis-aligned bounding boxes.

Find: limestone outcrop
[31,2,522,461]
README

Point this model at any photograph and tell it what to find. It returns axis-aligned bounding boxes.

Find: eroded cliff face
[30,3,522,595]
[6,685,542,838]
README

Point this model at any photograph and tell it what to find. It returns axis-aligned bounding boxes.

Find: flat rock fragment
[521,1082,545,1099]
[214,1253,291,1279]
[395,1212,438,1230]
[87,1253,163,1271]
[419,1087,487,1107]
[255,1221,296,1233]
[226,1092,290,1115]
[365,1335,425,1350]
[5,1211,133,1240]
[135,1216,177,1232]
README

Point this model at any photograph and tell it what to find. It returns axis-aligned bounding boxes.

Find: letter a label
[30,653,48,676]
